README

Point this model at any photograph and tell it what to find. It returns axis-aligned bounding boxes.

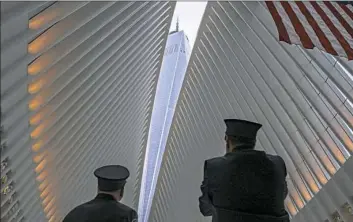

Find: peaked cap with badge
[224,119,262,139]
[94,165,130,191]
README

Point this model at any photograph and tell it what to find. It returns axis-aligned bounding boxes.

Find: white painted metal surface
[0,2,175,221]
[149,2,353,222]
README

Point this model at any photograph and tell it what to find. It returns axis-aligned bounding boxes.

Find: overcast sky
[169,1,208,48]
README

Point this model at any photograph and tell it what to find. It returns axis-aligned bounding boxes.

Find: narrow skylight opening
[139,2,207,221]
[169,1,207,48]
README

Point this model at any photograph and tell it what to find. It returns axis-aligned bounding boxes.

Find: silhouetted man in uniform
[199,119,289,222]
[63,165,138,222]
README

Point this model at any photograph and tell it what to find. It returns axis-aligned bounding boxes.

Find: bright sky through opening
[169,1,207,48]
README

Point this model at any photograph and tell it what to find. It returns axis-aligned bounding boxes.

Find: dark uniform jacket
[63,193,138,222]
[199,149,290,222]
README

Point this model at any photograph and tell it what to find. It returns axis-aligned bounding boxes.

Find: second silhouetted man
[199,119,289,222]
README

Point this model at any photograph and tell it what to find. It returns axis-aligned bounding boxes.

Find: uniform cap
[224,119,262,139]
[94,165,130,192]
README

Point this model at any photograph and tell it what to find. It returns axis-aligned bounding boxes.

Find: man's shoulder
[64,199,137,221]
[115,201,136,214]
[114,201,138,219]
[266,153,285,164]
[69,199,96,212]
[266,153,287,175]
[63,200,95,221]
[205,156,226,168]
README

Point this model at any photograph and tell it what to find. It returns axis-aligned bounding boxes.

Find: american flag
[265,1,353,60]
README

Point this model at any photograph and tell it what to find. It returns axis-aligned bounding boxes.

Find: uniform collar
[95,193,116,201]
[225,149,264,156]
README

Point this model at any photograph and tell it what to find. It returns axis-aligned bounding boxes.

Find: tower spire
[176,16,179,32]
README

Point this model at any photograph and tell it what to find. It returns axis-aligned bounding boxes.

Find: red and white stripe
[266,1,353,60]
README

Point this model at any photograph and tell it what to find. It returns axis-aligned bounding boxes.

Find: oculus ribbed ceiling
[149,2,353,222]
[1,1,175,221]
[1,1,353,222]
